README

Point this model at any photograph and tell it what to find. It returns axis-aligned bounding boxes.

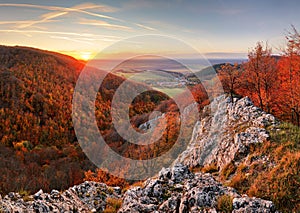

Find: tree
[218,63,241,102]
[242,42,278,113]
[277,26,300,125]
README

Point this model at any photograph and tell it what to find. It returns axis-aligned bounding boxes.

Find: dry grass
[248,151,300,212]
[220,161,236,180]
[103,198,122,213]
[122,180,144,194]
[223,122,300,212]
[216,195,233,213]
[201,162,219,173]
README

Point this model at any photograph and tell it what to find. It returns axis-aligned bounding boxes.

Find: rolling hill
[0,45,170,194]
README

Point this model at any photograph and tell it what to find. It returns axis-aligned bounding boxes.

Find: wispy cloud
[16,11,67,29]
[135,23,157,31]
[50,35,118,45]
[0,29,121,39]
[0,2,132,44]
[0,20,55,25]
[143,20,197,35]
[71,3,117,13]
[0,3,118,16]
[0,3,159,34]
[0,3,122,30]
[0,2,162,48]
[50,36,94,45]
[78,18,132,31]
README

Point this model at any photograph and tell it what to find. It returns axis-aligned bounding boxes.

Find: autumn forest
[0,26,300,211]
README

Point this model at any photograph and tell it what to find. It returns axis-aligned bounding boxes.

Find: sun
[80,52,92,61]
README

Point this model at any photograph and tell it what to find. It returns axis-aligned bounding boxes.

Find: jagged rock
[0,181,121,212]
[159,164,194,183]
[119,164,276,213]
[175,95,279,169]
[232,197,276,213]
[34,189,43,200]
[139,113,165,131]
[119,96,279,212]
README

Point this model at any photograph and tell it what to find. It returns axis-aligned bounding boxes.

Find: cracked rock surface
[175,95,278,170]
[119,164,276,213]
[0,181,121,213]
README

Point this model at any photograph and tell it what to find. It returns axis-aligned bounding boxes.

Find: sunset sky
[0,0,299,60]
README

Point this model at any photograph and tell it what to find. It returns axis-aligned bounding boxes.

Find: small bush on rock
[216,195,233,213]
[104,198,122,213]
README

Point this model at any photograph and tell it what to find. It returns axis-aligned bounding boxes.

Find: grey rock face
[0,181,121,212]
[232,197,276,213]
[139,113,165,131]
[175,95,278,169]
[119,164,276,213]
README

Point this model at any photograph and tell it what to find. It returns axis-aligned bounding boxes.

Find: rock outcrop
[175,95,278,170]
[0,165,277,213]
[119,164,276,213]
[139,113,165,131]
[0,181,121,212]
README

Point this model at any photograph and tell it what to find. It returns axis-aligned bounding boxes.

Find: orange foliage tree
[239,42,278,113]
[218,63,241,102]
[277,26,300,125]
[84,169,129,188]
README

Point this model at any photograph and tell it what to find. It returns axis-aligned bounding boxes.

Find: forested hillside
[0,46,174,194]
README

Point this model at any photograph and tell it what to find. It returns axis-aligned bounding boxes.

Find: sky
[0,0,299,60]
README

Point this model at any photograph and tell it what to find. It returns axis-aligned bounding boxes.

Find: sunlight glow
[80,52,92,61]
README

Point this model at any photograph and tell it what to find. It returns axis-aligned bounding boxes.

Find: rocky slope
[119,164,276,213]
[0,182,122,212]
[0,165,276,213]
[0,95,280,212]
[119,96,279,212]
[175,95,278,170]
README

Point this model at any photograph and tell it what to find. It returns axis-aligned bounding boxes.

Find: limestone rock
[175,95,279,170]
[233,196,276,213]
[119,164,276,213]
[0,181,121,212]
